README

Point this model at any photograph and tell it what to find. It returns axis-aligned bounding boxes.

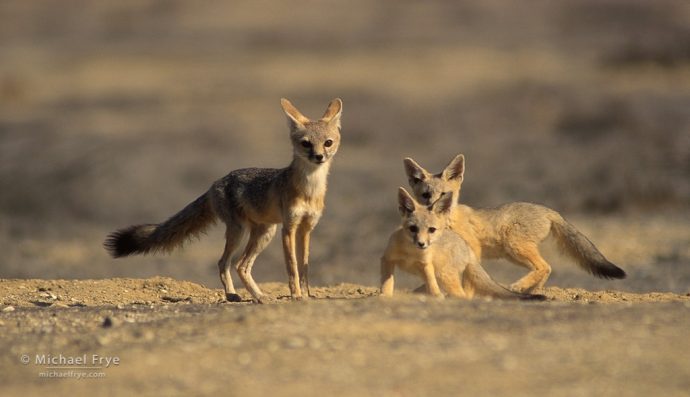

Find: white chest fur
[294,161,330,199]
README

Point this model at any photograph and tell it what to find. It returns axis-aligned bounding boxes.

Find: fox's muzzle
[310,153,327,164]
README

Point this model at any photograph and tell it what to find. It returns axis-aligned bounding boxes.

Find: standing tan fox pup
[105,98,343,304]
[380,187,545,300]
[403,154,626,293]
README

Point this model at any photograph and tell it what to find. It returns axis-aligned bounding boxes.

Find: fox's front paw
[292,294,305,302]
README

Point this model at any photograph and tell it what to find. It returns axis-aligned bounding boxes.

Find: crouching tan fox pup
[105,98,343,304]
[380,187,545,300]
[403,154,626,293]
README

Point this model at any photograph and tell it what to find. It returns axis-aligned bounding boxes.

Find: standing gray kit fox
[105,98,343,303]
[403,154,626,292]
[380,187,545,301]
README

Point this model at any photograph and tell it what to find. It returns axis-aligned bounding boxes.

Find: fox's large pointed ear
[441,154,465,182]
[320,98,343,129]
[397,187,416,216]
[403,157,426,183]
[431,192,454,215]
[281,98,310,131]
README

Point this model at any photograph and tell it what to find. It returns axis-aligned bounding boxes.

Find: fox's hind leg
[506,242,552,293]
[236,223,277,304]
[437,267,469,299]
[218,224,246,302]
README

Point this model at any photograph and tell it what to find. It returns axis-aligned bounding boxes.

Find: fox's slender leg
[459,267,477,299]
[437,267,468,299]
[217,241,236,300]
[236,224,277,303]
[380,257,396,297]
[412,225,483,295]
[218,224,246,302]
[297,218,317,298]
[281,220,303,299]
[243,224,277,292]
[506,242,552,293]
[422,262,444,298]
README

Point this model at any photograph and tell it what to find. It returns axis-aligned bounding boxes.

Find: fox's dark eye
[409,225,419,233]
[428,227,436,234]
[412,177,421,184]
[301,141,312,148]
[422,192,431,200]
[324,139,333,147]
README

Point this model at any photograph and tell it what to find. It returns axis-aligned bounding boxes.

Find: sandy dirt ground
[1,278,689,397]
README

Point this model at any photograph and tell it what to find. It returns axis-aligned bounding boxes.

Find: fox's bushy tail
[104,192,216,257]
[550,216,626,279]
[464,262,546,301]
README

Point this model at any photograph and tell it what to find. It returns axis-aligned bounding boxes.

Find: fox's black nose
[314,154,324,161]
[417,241,426,248]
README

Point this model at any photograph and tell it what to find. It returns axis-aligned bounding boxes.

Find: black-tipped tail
[592,260,626,279]
[551,218,626,280]
[104,224,157,258]
[103,192,216,258]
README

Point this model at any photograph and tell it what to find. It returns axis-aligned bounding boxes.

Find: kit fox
[104,98,343,303]
[380,187,545,300]
[403,154,626,293]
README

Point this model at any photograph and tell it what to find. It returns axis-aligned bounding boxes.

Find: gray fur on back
[210,167,287,220]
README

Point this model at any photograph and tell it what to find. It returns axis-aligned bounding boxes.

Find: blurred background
[1,0,689,293]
